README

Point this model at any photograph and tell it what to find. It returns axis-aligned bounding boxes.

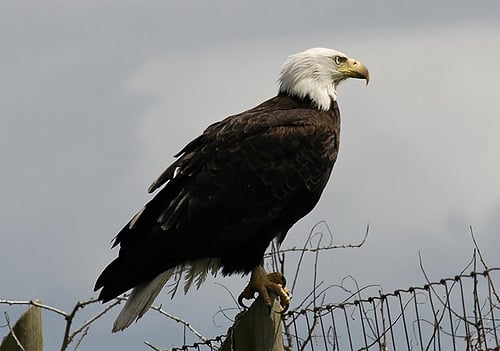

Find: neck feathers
[278,52,338,111]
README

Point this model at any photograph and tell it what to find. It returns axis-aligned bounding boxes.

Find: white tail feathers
[111,258,222,332]
[112,270,173,332]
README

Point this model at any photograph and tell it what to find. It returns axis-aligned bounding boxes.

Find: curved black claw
[238,293,251,309]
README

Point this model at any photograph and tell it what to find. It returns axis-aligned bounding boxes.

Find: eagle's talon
[239,266,291,312]
[237,294,249,309]
[238,286,256,309]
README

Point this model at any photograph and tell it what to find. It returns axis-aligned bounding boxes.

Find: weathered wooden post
[0,302,43,351]
[220,294,284,351]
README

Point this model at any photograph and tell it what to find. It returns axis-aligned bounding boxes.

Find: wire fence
[167,268,500,351]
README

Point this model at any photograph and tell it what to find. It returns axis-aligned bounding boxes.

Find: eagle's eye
[333,55,347,65]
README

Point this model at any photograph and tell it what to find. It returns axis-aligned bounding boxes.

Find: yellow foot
[238,265,291,312]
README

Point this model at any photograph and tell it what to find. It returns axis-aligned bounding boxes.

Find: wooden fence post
[0,302,43,351]
[220,294,284,351]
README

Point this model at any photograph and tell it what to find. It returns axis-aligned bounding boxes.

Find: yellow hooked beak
[338,58,370,85]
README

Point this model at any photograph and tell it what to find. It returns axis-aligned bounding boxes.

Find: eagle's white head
[279,47,369,111]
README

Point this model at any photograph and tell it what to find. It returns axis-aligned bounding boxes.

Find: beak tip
[364,71,370,86]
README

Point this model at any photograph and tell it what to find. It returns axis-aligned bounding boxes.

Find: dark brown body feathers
[95,93,340,302]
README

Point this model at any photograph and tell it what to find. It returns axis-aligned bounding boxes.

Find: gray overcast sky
[1,1,500,350]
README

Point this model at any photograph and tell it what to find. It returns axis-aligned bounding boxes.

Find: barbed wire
[145,334,226,351]
[264,221,369,259]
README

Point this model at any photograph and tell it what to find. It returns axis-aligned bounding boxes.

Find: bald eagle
[95,47,369,332]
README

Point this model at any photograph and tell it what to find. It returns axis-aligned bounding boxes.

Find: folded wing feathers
[114,143,218,331]
[128,206,146,230]
[158,190,188,231]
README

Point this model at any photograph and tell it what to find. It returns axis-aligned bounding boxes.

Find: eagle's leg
[238,265,291,311]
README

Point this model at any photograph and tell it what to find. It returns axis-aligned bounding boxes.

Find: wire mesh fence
[284,268,500,351]
[168,268,500,351]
